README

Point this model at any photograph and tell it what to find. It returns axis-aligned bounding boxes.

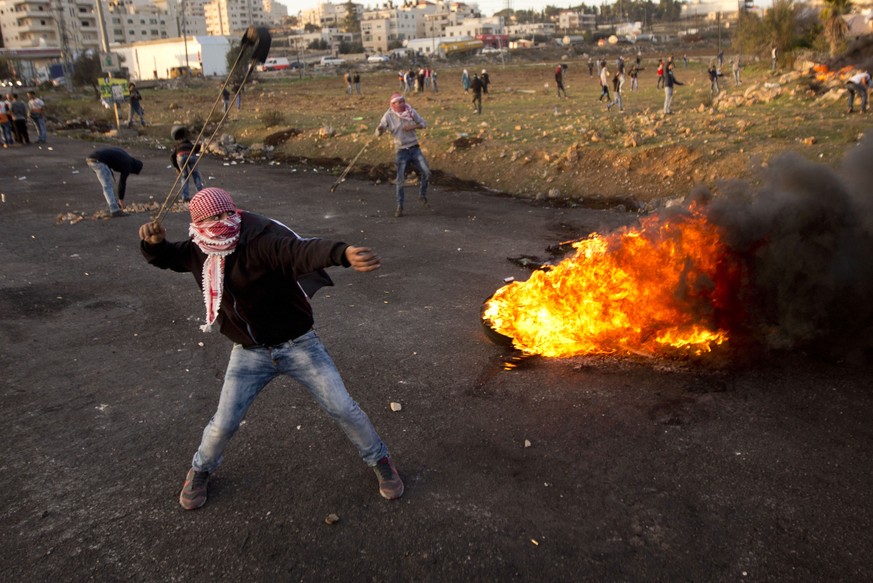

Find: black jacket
[87,147,143,201]
[170,139,202,171]
[141,212,349,347]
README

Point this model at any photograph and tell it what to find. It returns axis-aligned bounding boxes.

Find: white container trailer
[115,36,232,81]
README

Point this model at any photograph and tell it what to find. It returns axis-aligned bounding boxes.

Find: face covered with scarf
[389,93,414,121]
[188,188,242,332]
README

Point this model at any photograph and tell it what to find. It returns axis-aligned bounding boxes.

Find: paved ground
[1,137,871,581]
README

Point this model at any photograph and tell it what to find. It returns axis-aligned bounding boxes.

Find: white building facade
[114,33,229,79]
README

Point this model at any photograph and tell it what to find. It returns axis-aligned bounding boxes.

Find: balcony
[11,0,51,10]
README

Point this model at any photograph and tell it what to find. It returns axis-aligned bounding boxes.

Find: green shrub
[258,110,285,128]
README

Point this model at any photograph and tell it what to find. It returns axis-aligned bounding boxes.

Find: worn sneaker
[179,468,209,510]
[374,456,404,500]
[394,205,403,218]
[419,197,429,208]
[110,210,129,218]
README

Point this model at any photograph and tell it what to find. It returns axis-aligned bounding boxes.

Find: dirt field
[1,137,871,580]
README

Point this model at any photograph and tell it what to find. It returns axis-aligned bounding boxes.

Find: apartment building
[505,22,556,36]
[203,0,270,36]
[104,0,179,45]
[0,0,99,51]
[360,0,478,54]
[444,15,503,39]
[557,10,595,32]
[168,0,208,37]
[299,1,362,29]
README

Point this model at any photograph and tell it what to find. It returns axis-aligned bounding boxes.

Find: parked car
[319,56,346,67]
[257,57,291,72]
[367,54,390,63]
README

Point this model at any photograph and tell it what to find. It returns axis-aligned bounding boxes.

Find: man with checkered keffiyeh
[138,188,404,510]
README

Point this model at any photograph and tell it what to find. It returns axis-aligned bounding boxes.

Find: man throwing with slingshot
[138,188,404,510]
[375,93,432,218]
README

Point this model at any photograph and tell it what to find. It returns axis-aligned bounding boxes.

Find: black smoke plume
[699,134,873,357]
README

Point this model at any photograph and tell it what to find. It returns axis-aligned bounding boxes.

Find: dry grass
[49,57,870,206]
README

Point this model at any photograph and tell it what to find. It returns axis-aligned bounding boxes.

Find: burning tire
[480,296,514,348]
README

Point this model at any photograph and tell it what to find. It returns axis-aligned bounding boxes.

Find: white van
[319,56,346,67]
[257,57,290,72]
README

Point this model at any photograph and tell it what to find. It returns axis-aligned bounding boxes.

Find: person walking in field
[656,59,665,89]
[607,71,625,112]
[127,83,146,128]
[471,73,484,114]
[598,61,611,103]
[462,69,471,93]
[732,56,742,87]
[138,188,404,510]
[555,64,567,98]
[663,58,683,114]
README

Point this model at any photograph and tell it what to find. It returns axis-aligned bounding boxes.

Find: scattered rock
[324,513,340,525]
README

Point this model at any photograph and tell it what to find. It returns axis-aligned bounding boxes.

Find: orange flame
[813,64,855,83]
[483,206,737,358]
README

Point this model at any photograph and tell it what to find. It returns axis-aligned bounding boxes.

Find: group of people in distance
[0,90,47,146]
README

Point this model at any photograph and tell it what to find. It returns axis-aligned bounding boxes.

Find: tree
[225,41,253,85]
[821,0,852,57]
[733,0,818,65]
[342,1,360,33]
[304,23,321,33]
[72,51,101,99]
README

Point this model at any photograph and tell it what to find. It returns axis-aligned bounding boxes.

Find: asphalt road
[1,137,871,581]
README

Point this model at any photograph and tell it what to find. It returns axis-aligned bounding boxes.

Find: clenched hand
[345,246,381,272]
[139,222,166,245]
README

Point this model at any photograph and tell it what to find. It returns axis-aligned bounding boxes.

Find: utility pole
[94,0,121,130]
[717,11,722,57]
[181,0,190,73]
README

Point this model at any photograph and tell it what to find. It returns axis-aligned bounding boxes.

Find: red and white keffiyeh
[188,188,241,332]
[389,93,415,122]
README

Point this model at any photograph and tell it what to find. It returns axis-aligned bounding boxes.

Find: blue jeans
[128,103,145,126]
[0,120,12,145]
[395,146,431,207]
[847,82,868,112]
[191,330,388,473]
[176,153,204,201]
[86,159,121,213]
[31,115,47,142]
